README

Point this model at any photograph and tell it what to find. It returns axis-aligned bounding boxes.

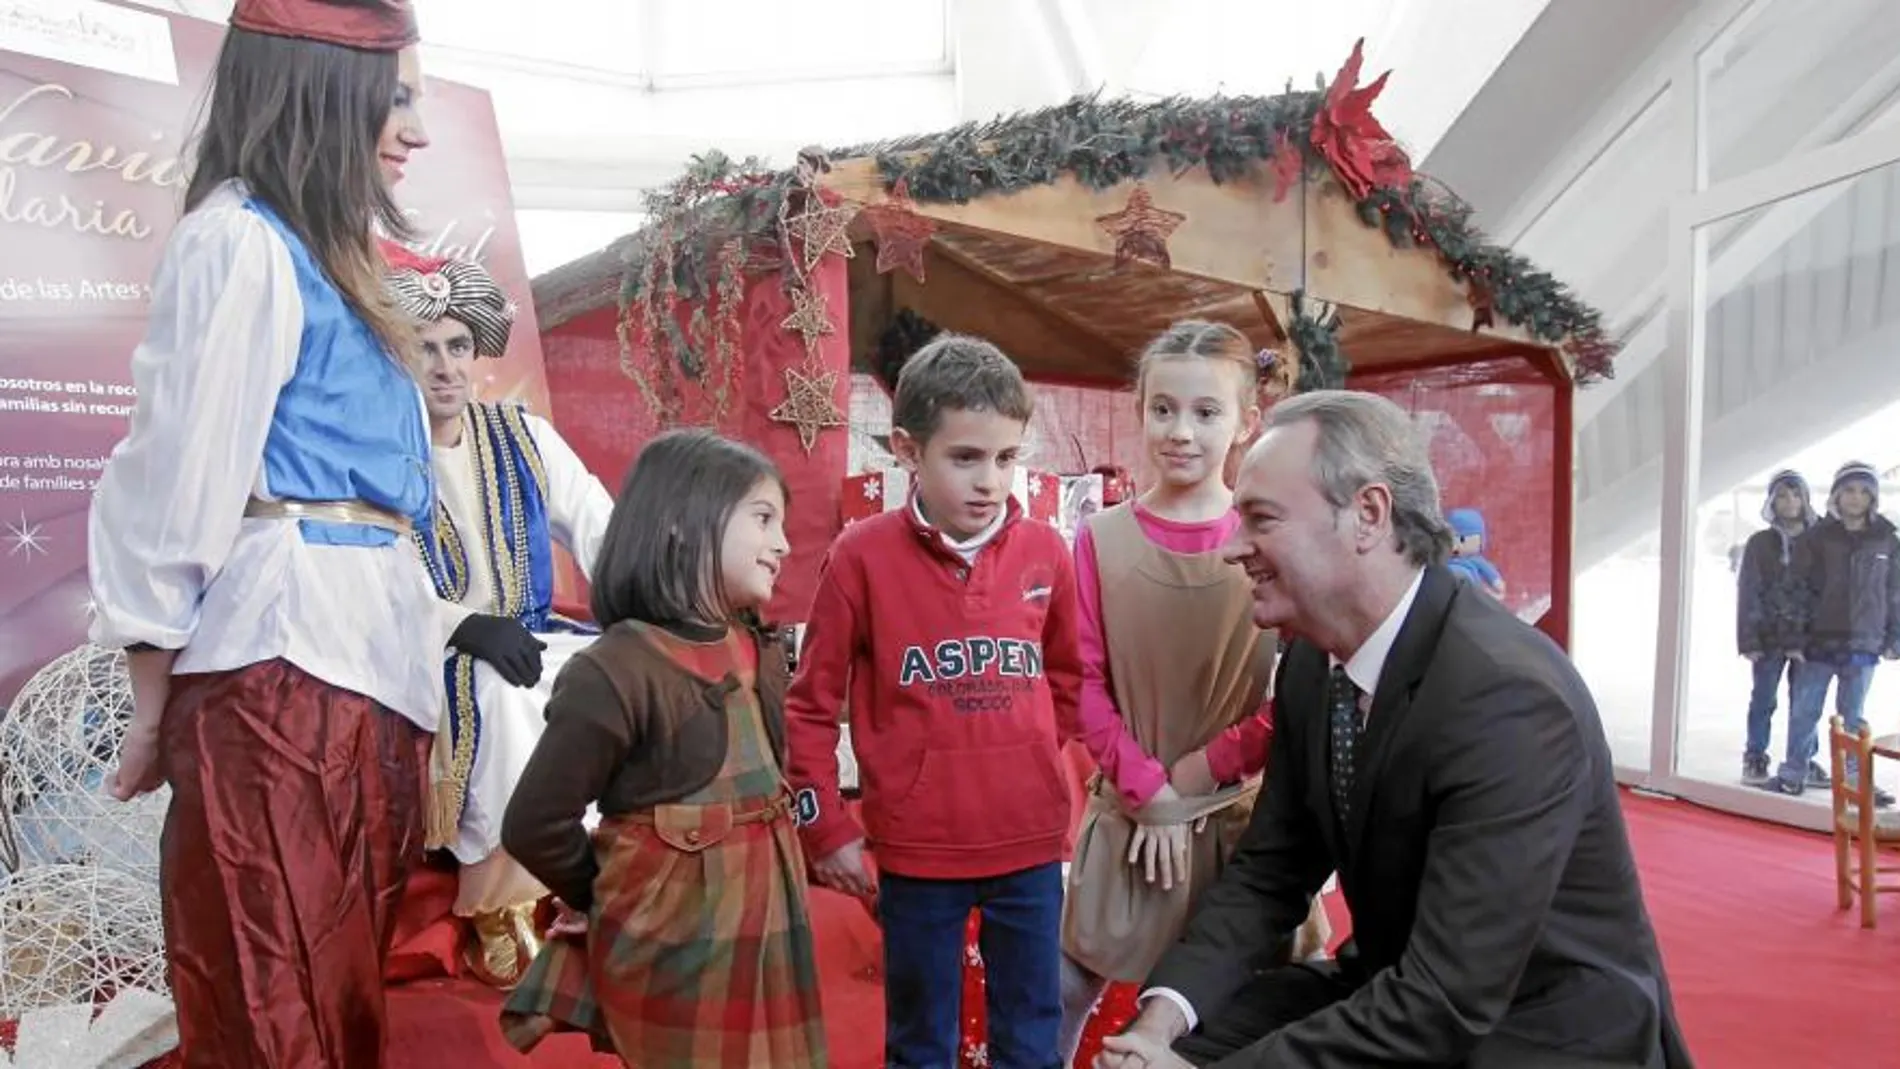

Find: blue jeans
[1745,655,1794,758]
[878,862,1063,1069]
[1780,659,1875,783]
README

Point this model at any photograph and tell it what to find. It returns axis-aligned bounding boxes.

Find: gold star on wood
[1095,184,1187,270]
[778,285,835,346]
[770,361,847,453]
[861,178,937,283]
[783,194,858,274]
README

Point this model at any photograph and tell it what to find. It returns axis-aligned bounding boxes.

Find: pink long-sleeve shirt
[1073,503,1274,808]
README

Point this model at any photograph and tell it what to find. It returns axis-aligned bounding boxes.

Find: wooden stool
[1828,716,1900,928]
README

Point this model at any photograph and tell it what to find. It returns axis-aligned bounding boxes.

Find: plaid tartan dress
[500,624,828,1067]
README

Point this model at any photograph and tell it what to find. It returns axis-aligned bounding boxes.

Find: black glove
[449,614,547,687]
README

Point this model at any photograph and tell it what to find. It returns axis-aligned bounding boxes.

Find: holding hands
[813,838,878,900]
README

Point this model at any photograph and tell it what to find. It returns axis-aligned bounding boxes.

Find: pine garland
[616,93,1620,387]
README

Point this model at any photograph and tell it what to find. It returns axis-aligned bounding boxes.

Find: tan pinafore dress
[1061,504,1326,981]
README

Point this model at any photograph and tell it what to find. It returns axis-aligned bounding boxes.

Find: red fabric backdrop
[540,262,850,621]
[1351,356,1561,637]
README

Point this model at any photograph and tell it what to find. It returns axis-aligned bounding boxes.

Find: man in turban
[387,254,614,986]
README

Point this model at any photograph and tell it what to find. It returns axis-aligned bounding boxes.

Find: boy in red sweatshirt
[786,334,1083,1069]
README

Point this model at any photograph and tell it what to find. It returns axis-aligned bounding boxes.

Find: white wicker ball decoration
[0,645,166,880]
[0,864,166,1018]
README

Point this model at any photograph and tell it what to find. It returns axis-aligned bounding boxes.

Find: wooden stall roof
[532,92,1613,389]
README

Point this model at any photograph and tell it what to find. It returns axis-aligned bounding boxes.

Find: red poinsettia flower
[1311,38,1414,200]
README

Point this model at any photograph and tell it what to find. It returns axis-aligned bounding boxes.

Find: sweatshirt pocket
[875,741,1071,850]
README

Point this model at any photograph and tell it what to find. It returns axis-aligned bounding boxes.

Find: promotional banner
[0,1,549,706]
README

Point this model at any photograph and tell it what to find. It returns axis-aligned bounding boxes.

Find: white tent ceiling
[134,0,1549,272]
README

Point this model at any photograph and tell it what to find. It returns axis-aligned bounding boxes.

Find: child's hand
[546,899,588,940]
[1169,748,1218,798]
[813,839,878,900]
[1129,785,1191,891]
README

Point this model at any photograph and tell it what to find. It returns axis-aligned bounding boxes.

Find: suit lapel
[1343,566,1458,859]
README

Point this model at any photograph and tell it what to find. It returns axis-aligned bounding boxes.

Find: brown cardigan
[499,618,790,911]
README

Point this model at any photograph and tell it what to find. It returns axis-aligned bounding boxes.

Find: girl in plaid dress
[497,429,828,1068]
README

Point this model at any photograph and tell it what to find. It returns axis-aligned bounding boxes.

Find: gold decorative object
[770,361,847,453]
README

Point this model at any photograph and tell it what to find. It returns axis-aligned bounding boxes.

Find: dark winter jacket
[1736,527,1806,655]
[1789,514,1900,659]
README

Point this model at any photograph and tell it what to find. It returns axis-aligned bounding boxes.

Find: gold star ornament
[778,285,835,347]
[770,361,847,453]
[1095,184,1187,270]
[782,193,859,274]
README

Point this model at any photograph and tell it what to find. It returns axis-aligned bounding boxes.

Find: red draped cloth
[161,659,427,1068]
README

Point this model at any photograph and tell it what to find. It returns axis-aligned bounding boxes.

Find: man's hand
[1097,999,1193,1068]
[1785,650,1805,663]
[1130,784,1192,890]
[813,839,877,900]
[1742,651,1761,662]
[450,614,547,687]
[1170,748,1218,797]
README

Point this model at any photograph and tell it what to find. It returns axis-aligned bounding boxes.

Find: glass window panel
[1515,86,1673,331]
[1698,0,1900,189]
[1572,376,1667,773]
[653,0,947,80]
[1680,157,1900,803]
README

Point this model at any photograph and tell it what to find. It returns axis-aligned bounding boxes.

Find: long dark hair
[591,430,789,629]
[185,28,414,353]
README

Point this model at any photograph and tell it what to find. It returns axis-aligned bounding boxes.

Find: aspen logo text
[898,638,1044,714]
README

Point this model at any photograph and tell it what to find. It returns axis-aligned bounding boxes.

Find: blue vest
[249,199,433,547]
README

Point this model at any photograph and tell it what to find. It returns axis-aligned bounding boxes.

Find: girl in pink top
[1058,321,1293,1058]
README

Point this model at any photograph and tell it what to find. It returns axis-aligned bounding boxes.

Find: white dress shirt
[1141,569,1425,1033]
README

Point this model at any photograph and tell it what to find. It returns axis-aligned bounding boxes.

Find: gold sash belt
[244,497,412,537]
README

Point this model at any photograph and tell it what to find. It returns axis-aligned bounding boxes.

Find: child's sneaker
[1741,753,1771,786]
[1805,761,1832,789]
[1759,774,1803,797]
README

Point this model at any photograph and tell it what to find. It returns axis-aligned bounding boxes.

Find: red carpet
[361,791,1900,1068]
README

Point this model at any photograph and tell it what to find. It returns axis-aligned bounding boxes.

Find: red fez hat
[378,237,445,274]
[230,0,419,52]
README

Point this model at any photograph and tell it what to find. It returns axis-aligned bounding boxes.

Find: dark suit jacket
[1148,566,1693,1068]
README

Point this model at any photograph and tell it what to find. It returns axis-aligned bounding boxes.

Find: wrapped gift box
[842,467,1061,525]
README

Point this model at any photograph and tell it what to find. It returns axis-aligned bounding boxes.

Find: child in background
[1058,321,1331,1061]
[785,335,1084,1069]
[497,429,826,1069]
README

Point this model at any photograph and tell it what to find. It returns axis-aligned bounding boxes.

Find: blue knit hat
[1829,461,1880,518]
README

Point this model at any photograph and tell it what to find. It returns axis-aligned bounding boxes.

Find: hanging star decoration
[771,361,847,453]
[782,190,858,275]
[1094,184,1187,270]
[779,285,835,348]
[860,178,937,283]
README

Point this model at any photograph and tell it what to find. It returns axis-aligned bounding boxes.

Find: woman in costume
[89,1,435,1065]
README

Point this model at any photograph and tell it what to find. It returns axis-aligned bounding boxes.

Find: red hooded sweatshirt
[784,496,1083,880]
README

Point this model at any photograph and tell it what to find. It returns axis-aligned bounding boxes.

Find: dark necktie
[1328,665,1363,823]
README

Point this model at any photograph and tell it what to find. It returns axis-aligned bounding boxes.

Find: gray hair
[1264,390,1454,568]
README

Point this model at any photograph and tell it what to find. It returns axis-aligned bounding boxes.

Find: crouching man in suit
[1098,391,1692,1069]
